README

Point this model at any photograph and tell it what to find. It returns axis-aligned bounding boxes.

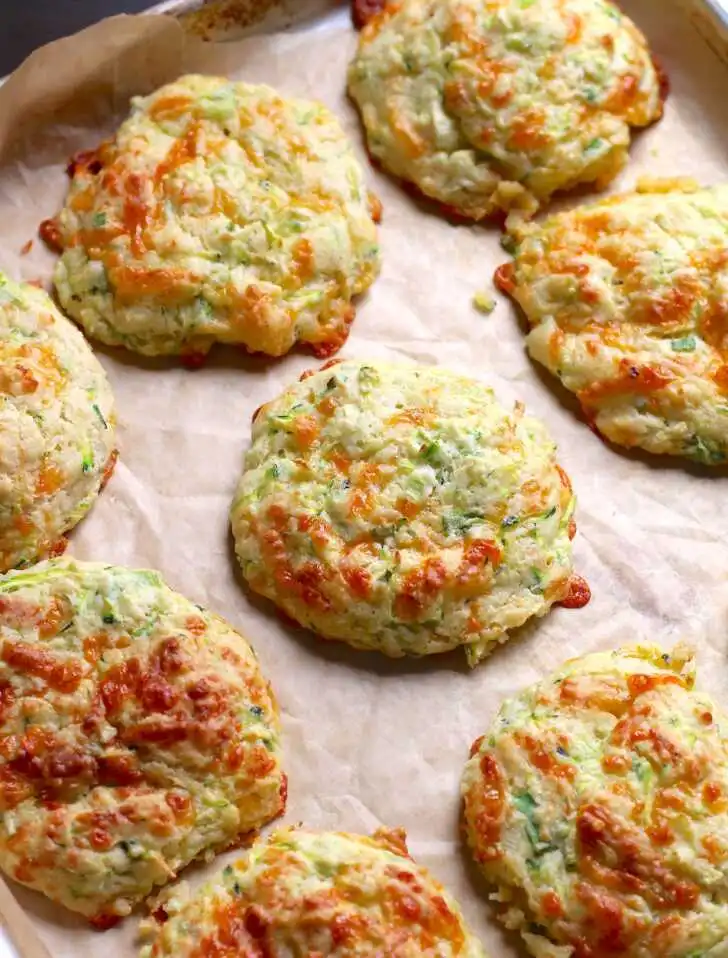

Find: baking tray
[0,3,728,958]
[150,0,345,38]
[146,0,728,45]
[676,0,728,64]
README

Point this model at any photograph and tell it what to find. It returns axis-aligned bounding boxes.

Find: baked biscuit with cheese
[231,359,588,666]
[462,644,728,958]
[43,75,381,361]
[0,273,116,572]
[0,559,286,926]
[140,826,487,958]
[498,181,728,463]
[348,0,665,222]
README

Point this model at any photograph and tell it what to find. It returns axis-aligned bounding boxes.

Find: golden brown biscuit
[348,0,665,223]
[0,272,116,572]
[232,359,588,666]
[44,75,381,362]
[498,181,728,463]
[140,826,487,957]
[463,645,728,958]
[0,558,286,926]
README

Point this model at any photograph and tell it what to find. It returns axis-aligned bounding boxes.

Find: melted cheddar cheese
[348,0,664,223]
[462,645,728,958]
[0,273,116,572]
[501,182,728,463]
[231,359,586,666]
[140,826,486,958]
[46,75,381,360]
[0,559,286,925]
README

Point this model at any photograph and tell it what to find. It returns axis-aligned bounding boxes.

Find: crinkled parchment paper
[0,2,727,955]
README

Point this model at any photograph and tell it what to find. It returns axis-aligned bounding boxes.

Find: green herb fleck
[421,440,444,463]
[513,791,537,816]
[530,567,544,592]
[358,365,380,393]
[686,435,726,464]
[633,756,652,783]
[119,839,144,859]
[514,792,556,856]
[92,403,108,429]
[196,295,214,317]
[92,212,107,227]
[315,861,336,878]
[506,36,532,53]
[671,335,697,352]
[443,511,484,537]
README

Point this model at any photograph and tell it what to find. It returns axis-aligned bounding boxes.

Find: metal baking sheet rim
[0,0,726,87]
[148,0,728,57]
[151,0,728,45]
[674,0,728,64]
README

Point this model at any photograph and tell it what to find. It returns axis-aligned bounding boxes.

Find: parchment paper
[0,3,727,955]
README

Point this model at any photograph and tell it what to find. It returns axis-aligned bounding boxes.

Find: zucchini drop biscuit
[462,645,728,958]
[348,0,666,223]
[0,273,116,572]
[231,359,588,667]
[0,559,286,927]
[140,826,487,958]
[42,74,382,362]
[497,181,728,463]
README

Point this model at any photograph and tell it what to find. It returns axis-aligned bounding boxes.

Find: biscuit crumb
[473,290,496,314]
